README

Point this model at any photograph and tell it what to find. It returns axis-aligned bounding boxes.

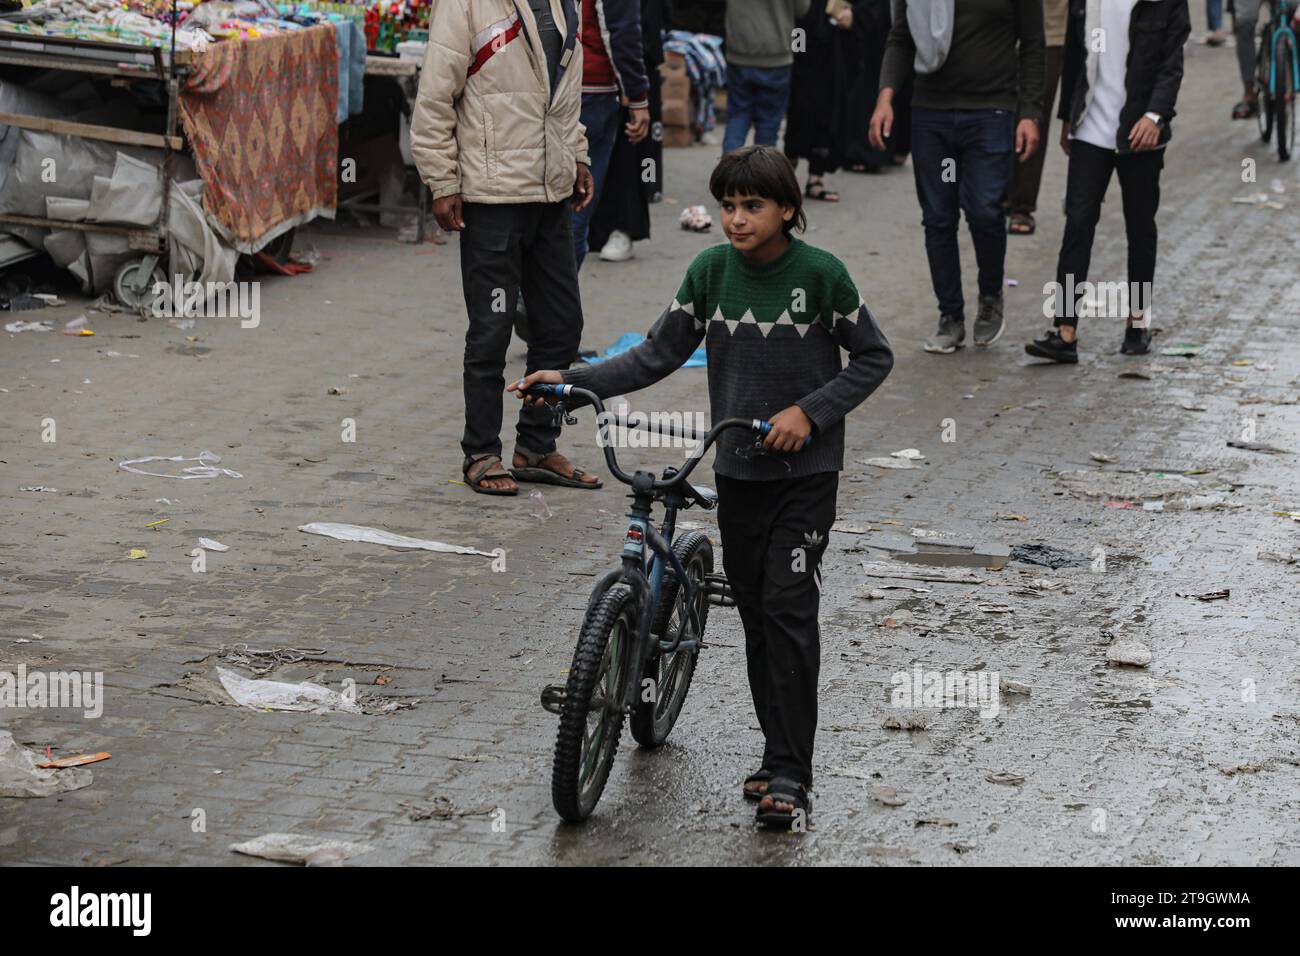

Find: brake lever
[550,401,578,427]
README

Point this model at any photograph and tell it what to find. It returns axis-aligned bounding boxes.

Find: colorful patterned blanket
[179,25,339,252]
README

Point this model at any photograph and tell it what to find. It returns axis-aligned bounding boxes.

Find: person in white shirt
[1025,0,1190,364]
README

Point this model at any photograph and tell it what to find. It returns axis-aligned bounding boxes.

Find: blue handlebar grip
[754,419,812,447]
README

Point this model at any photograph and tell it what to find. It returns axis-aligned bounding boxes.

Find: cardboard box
[662,124,693,148]
[661,99,690,128]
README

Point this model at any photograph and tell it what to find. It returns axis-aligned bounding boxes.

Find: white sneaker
[598,230,635,262]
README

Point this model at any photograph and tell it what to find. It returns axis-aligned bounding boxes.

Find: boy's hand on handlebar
[764,406,813,452]
[507,370,563,405]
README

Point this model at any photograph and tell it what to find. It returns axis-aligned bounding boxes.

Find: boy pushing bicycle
[511,146,894,829]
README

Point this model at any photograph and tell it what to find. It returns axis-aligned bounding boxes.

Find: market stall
[0,0,376,306]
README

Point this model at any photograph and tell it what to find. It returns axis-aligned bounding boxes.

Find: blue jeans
[1207,0,1222,31]
[571,92,621,270]
[909,107,1016,321]
[723,65,792,154]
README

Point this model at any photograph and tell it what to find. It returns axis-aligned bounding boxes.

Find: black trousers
[1008,44,1065,216]
[1054,142,1163,328]
[716,471,838,788]
[458,201,584,460]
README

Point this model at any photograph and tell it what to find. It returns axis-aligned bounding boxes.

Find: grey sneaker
[923,313,966,354]
[974,293,1005,346]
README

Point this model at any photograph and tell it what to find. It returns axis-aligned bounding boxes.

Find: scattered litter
[1227,440,1291,455]
[1054,468,1230,504]
[825,766,874,781]
[985,772,1025,786]
[403,797,496,821]
[0,731,94,798]
[218,644,328,676]
[1254,362,1275,371]
[1274,511,1300,522]
[1231,359,1252,367]
[298,522,496,557]
[999,679,1031,696]
[216,666,362,714]
[869,784,906,807]
[198,537,229,552]
[168,318,195,330]
[326,386,346,395]
[882,713,930,731]
[879,583,931,593]
[31,293,65,306]
[879,609,913,628]
[1231,191,1270,204]
[916,817,959,828]
[155,498,174,505]
[1258,550,1299,565]
[127,548,148,559]
[4,320,52,332]
[1106,641,1152,667]
[860,455,921,470]
[1010,543,1087,569]
[1089,452,1118,463]
[583,332,706,368]
[862,560,985,585]
[1176,589,1230,602]
[62,315,93,336]
[1180,401,1208,412]
[832,521,874,534]
[144,518,169,528]
[976,603,1014,614]
[1159,343,1203,357]
[860,588,887,600]
[36,752,110,769]
[891,448,925,461]
[1005,278,1018,287]
[529,489,553,521]
[996,513,1028,521]
[100,351,139,358]
[1217,763,1266,777]
[19,485,58,493]
[679,204,712,231]
[230,833,372,866]
[1164,492,1239,511]
[119,450,243,480]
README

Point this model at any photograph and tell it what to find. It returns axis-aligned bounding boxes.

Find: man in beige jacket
[412,0,602,495]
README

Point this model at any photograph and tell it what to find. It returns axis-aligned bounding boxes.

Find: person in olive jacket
[1025,0,1190,364]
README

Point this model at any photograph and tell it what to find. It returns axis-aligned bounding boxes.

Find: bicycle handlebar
[520,382,809,491]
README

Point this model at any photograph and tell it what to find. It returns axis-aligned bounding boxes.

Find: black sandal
[805,180,840,202]
[755,776,812,830]
[463,454,518,496]
[510,449,603,489]
[1232,99,1259,120]
[1008,212,1036,235]
[743,769,772,801]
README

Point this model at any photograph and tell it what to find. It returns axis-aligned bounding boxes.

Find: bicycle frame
[1264,1,1300,96]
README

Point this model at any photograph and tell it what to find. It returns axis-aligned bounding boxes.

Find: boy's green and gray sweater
[562,238,894,482]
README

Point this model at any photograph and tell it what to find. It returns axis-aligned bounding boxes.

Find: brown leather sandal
[510,449,602,489]
[463,454,518,496]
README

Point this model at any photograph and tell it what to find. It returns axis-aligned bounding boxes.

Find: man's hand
[763,406,813,453]
[507,369,564,406]
[1128,115,1160,151]
[1015,118,1040,161]
[869,90,895,151]
[1060,121,1071,156]
[834,7,853,28]
[572,163,595,212]
[433,194,464,231]
[625,106,650,143]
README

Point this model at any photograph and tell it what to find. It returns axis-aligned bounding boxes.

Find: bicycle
[526,382,798,823]
[1254,0,1299,160]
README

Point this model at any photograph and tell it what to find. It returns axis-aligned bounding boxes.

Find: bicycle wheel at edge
[1277,42,1295,161]
[551,583,636,823]
[1257,38,1275,143]
[630,531,713,749]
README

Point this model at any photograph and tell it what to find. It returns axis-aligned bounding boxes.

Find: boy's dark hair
[709,146,807,236]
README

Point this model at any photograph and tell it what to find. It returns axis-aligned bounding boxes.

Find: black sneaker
[1024,329,1078,364]
[1121,326,1152,355]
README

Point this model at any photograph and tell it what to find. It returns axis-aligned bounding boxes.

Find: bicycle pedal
[540,684,567,715]
[705,572,735,607]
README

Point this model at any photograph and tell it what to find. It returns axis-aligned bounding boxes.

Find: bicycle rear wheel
[1277,42,1295,161]
[630,531,712,748]
[1257,38,1275,143]
[551,583,636,822]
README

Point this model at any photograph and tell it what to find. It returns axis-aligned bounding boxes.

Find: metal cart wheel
[114,256,166,311]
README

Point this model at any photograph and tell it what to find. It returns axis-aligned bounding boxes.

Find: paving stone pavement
[2,39,1299,865]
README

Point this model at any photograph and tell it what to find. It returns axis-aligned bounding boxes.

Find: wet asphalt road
[2,33,1299,865]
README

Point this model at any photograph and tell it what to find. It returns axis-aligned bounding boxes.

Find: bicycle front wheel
[1278,42,1295,161]
[551,583,636,822]
[630,531,712,748]
[1257,38,1275,143]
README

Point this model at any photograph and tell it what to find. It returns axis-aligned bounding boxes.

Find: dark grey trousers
[458,201,584,461]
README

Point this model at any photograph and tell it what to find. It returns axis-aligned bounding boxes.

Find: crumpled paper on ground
[298,522,495,556]
[217,666,361,714]
[0,730,94,797]
[229,832,372,866]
